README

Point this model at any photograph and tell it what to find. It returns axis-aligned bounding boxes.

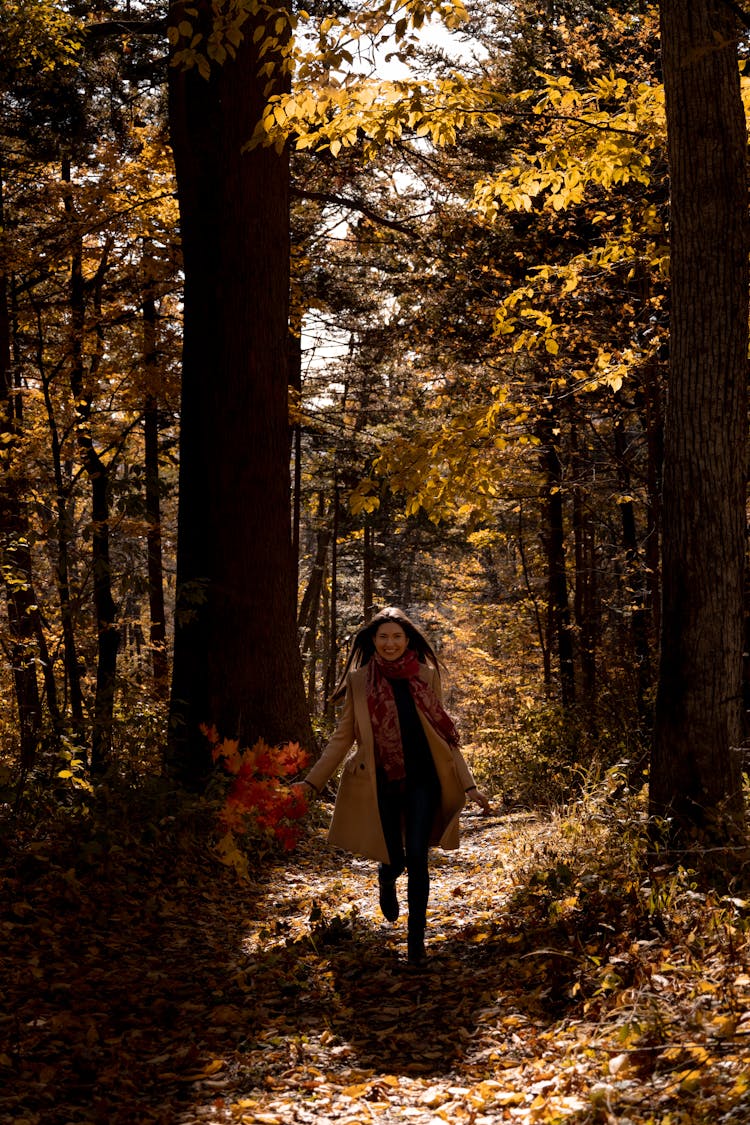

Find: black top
[391,678,440,789]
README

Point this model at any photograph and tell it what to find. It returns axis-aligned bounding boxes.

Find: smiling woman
[373,620,409,662]
[300,606,493,967]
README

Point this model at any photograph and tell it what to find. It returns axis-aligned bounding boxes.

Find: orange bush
[201,726,312,852]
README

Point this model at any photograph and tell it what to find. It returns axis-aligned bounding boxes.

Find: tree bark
[324,478,340,707]
[538,403,575,706]
[142,259,169,700]
[363,521,374,623]
[0,158,42,768]
[298,493,330,640]
[167,1,312,783]
[290,312,303,585]
[651,0,748,850]
[571,426,597,707]
[614,411,652,728]
[64,159,119,772]
[35,303,85,735]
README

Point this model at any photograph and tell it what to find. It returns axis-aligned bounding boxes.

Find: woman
[301,606,493,966]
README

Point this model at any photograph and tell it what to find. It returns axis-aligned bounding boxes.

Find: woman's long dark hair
[330,606,441,701]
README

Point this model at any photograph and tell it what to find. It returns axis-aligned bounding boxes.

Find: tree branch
[84,18,168,40]
[290,186,419,236]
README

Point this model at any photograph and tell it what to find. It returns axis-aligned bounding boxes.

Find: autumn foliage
[202,726,312,859]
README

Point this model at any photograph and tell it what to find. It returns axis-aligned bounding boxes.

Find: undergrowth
[496,767,750,1052]
[467,696,650,808]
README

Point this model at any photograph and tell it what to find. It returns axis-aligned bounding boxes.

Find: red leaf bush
[201,726,312,853]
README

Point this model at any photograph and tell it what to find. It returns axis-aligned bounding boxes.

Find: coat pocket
[344,749,368,775]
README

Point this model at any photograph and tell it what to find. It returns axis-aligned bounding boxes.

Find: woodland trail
[3,803,750,1125]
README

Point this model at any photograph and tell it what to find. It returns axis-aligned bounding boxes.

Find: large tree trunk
[651,0,748,850]
[167,1,312,783]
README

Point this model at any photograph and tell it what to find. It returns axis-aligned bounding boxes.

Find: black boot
[378,872,400,922]
[407,929,427,967]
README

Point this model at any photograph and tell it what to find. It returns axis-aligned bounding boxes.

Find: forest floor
[2,793,750,1125]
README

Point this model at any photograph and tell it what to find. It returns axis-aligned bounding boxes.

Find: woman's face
[373,622,409,662]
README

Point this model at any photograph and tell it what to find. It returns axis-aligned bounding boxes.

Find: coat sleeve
[429,664,476,791]
[303,680,357,793]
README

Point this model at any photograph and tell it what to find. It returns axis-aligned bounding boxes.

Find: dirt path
[185,809,560,1125]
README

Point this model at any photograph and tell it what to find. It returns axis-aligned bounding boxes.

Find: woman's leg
[376,773,406,879]
[376,774,406,921]
[403,782,439,961]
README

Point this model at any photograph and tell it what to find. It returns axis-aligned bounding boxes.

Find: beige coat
[304,663,476,864]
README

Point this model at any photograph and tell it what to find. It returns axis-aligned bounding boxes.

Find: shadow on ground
[2,809,614,1123]
[1,800,272,1125]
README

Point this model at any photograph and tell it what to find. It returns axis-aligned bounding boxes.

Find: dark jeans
[376,772,440,937]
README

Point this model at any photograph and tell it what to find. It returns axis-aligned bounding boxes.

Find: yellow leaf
[342,1082,371,1097]
[708,1014,740,1039]
[179,1057,225,1081]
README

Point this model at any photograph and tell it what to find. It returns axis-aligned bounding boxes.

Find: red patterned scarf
[366,650,460,781]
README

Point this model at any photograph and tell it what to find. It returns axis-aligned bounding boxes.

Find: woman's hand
[295,779,317,803]
[465,786,496,816]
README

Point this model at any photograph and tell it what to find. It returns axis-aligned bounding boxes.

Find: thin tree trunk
[0,159,42,768]
[33,299,85,734]
[613,412,652,729]
[324,477,339,706]
[64,159,119,771]
[571,426,596,706]
[639,359,664,642]
[142,261,168,699]
[290,314,302,584]
[298,493,330,646]
[538,404,575,706]
[320,558,331,712]
[517,504,550,695]
[363,521,374,622]
[651,0,748,850]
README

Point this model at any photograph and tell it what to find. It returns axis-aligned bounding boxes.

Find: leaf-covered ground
[3,797,750,1124]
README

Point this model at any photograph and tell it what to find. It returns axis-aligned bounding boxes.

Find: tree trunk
[65,160,119,772]
[651,0,748,851]
[517,503,551,695]
[614,412,652,728]
[298,493,330,646]
[363,521,374,622]
[290,312,302,585]
[538,404,575,705]
[0,160,42,768]
[571,426,596,706]
[324,478,340,707]
[167,1,312,783]
[36,311,85,735]
[142,261,169,700]
[639,358,664,643]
